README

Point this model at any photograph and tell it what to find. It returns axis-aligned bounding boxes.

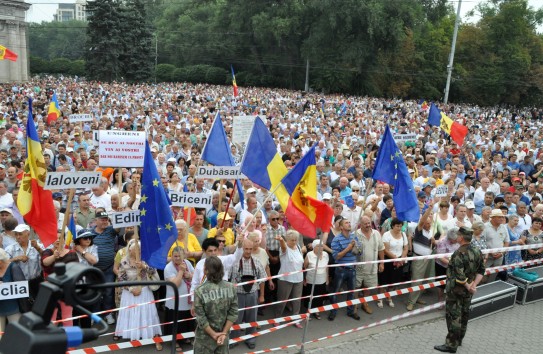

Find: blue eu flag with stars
[372,125,420,222]
[139,141,177,269]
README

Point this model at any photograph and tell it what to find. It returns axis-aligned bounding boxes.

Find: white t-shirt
[382,231,408,258]
[279,246,304,283]
[164,259,195,311]
[305,251,329,285]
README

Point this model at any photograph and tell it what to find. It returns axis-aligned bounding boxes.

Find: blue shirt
[331,232,357,265]
[91,225,117,270]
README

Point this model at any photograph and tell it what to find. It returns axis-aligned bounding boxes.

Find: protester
[164,247,194,351]
[115,240,162,350]
[0,248,22,338]
[274,230,304,328]
[302,239,329,319]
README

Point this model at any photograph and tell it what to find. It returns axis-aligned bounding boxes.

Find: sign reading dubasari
[0,281,29,300]
[197,166,244,179]
[98,130,146,167]
[111,210,141,228]
[169,192,213,209]
[69,114,93,123]
[44,172,102,190]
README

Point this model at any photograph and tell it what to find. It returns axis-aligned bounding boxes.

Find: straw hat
[489,209,504,218]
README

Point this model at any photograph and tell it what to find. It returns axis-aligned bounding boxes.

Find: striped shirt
[91,225,117,270]
[266,225,285,251]
[331,232,357,265]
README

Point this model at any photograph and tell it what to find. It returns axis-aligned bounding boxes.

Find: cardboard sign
[98,131,146,167]
[0,281,29,300]
[44,172,102,190]
[232,115,266,145]
[434,185,449,197]
[394,134,417,142]
[197,166,244,179]
[93,130,99,147]
[169,192,213,209]
[111,210,140,228]
[69,114,93,123]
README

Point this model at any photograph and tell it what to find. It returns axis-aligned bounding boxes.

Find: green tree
[120,0,154,82]
[29,20,87,60]
[86,0,123,81]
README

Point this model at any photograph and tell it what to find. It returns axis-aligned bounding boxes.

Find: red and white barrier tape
[57,255,543,328]
[68,316,300,354]
[248,302,444,354]
[66,257,543,352]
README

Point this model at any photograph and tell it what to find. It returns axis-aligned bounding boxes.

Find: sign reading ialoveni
[44,172,102,190]
[0,281,29,300]
[98,131,146,167]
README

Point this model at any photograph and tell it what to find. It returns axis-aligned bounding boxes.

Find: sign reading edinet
[0,281,29,300]
[44,172,102,190]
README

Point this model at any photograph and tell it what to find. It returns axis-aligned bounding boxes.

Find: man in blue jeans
[90,211,119,325]
[329,218,360,321]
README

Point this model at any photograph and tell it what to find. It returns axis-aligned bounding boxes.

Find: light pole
[444,0,462,104]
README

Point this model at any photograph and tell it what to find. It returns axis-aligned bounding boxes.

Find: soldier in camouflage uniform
[194,256,238,354]
[435,227,485,353]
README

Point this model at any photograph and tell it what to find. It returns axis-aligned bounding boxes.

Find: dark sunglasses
[270,218,279,221]
[216,239,226,243]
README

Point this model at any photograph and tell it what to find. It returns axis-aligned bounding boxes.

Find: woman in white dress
[115,240,162,350]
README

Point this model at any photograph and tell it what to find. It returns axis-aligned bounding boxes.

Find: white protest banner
[98,130,146,167]
[434,185,449,197]
[0,281,29,300]
[232,115,266,145]
[111,210,140,228]
[394,134,417,142]
[170,192,213,209]
[197,166,244,179]
[44,172,102,190]
[69,114,93,123]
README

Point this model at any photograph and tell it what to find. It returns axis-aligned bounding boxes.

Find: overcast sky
[24,0,543,26]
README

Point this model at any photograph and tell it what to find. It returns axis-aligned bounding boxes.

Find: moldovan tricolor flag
[18,98,57,247]
[0,45,17,62]
[47,93,61,125]
[281,145,334,237]
[428,103,468,146]
[231,65,239,97]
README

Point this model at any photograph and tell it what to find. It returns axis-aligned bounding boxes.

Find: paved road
[71,289,541,353]
[305,301,542,354]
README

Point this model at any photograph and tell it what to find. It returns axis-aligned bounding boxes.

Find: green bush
[49,58,72,74]
[172,67,189,82]
[69,60,86,76]
[29,56,49,74]
[205,66,228,85]
[156,64,176,82]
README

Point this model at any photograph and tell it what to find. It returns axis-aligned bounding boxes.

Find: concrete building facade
[0,0,30,83]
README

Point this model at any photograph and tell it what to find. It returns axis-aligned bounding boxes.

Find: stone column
[0,0,31,83]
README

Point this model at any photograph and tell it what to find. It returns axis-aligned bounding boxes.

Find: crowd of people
[0,77,543,353]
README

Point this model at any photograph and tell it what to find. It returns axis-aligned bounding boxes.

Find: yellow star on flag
[140,195,148,203]
[152,179,159,187]
[140,208,147,216]
[165,223,172,230]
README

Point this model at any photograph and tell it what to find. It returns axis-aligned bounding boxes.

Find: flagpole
[237,181,285,236]
[220,182,236,229]
[299,232,326,354]
[59,189,75,251]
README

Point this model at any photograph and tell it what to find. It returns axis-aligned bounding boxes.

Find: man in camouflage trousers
[435,227,485,353]
[194,256,239,354]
